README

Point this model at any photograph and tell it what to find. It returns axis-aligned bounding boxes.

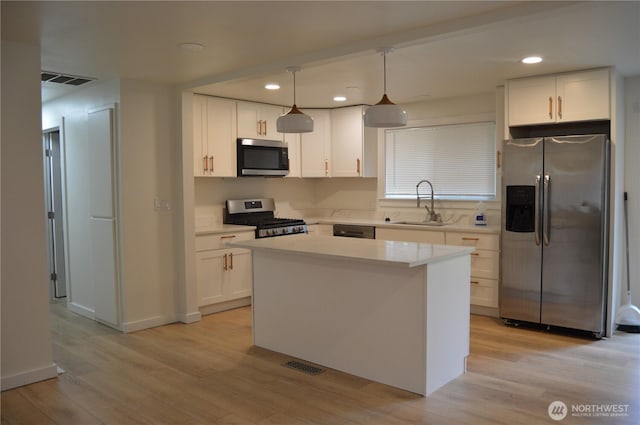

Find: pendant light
[364,47,407,128]
[277,66,314,133]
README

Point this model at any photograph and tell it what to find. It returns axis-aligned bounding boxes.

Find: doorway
[43,128,67,299]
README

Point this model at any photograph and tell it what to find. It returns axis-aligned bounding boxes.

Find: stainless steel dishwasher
[332,224,375,239]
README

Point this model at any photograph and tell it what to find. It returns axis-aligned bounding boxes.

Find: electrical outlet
[154,198,171,212]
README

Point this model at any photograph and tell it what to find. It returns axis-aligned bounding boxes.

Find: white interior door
[88,107,120,329]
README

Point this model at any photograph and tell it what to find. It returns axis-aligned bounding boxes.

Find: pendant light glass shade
[364,48,407,128]
[277,67,314,133]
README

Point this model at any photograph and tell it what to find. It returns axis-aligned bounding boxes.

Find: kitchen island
[229,235,475,396]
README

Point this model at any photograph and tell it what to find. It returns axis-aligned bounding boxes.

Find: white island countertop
[229,234,475,268]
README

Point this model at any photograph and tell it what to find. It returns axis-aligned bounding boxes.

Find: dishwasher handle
[333,224,376,239]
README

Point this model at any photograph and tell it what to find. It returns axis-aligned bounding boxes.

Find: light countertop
[195,224,255,236]
[304,217,500,234]
[229,234,475,268]
[195,218,500,237]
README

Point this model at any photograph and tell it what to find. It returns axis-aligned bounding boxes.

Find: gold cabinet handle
[356,158,361,175]
[262,120,267,136]
[497,151,502,169]
[462,237,480,241]
[548,96,553,119]
[203,155,208,172]
[471,252,480,257]
[220,235,235,246]
[557,96,562,119]
[209,156,214,172]
[324,159,328,176]
[223,253,228,271]
[257,120,261,135]
[471,280,480,285]
[229,252,233,270]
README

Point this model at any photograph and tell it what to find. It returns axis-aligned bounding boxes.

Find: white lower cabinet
[445,232,499,309]
[195,231,253,308]
[306,224,334,236]
[377,227,499,310]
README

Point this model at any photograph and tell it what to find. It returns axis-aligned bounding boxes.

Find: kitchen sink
[394,221,447,226]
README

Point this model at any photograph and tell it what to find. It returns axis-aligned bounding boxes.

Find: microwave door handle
[535,175,541,246]
[543,174,550,246]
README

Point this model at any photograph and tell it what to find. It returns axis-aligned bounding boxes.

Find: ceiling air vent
[41,71,95,86]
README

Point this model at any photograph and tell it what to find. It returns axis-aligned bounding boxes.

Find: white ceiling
[2,1,639,107]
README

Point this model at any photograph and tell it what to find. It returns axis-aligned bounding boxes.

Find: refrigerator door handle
[535,175,541,245]
[543,174,550,246]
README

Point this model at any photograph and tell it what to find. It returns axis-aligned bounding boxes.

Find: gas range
[223,198,307,239]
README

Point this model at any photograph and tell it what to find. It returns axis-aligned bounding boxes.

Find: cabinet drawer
[470,277,498,308]
[446,232,499,251]
[196,231,254,252]
[470,249,499,279]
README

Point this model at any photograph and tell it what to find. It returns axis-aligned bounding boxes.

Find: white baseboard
[1,363,59,391]
[68,302,95,320]
[199,297,251,316]
[121,314,177,333]
[176,310,202,324]
[471,305,499,317]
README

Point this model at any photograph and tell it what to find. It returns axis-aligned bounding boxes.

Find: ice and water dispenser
[505,186,536,232]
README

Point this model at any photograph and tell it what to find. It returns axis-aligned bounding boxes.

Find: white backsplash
[194,177,501,229]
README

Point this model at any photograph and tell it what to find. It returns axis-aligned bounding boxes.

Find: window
[384,121,496,200]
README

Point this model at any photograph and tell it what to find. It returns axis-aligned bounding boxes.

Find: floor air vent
[283,360,324,375]
[41,71,95,86]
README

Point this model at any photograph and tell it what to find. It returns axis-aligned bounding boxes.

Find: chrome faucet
[416,180,441,223]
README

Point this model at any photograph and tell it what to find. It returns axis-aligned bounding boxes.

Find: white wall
[1,41,58,390]
[42,79,120,320]
[624,75,640,307]
[119,80,179,330]
[194,177,317,228]
[43,79,180,332]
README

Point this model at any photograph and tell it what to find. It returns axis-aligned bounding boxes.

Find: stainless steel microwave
[236,138,289,177]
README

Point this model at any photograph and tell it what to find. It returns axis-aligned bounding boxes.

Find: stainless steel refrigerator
[500,134,609,337]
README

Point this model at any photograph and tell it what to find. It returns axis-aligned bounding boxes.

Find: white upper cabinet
[237,101,284,141]
[330,106,377,177]
[555,70,610,122]
[193,95,237,177]
[283,133,301,178]
[300,109,331,177]
[507,68,610,127]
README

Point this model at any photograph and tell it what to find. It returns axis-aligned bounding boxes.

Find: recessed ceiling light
[178,43,204,52]
[522,56,542,64]
[265,83,280,90]
[333,96,347,102]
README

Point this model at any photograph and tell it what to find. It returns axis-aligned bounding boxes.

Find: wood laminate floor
[2,302,639,425]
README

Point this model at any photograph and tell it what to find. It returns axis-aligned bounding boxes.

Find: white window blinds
[385,122,496,199]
